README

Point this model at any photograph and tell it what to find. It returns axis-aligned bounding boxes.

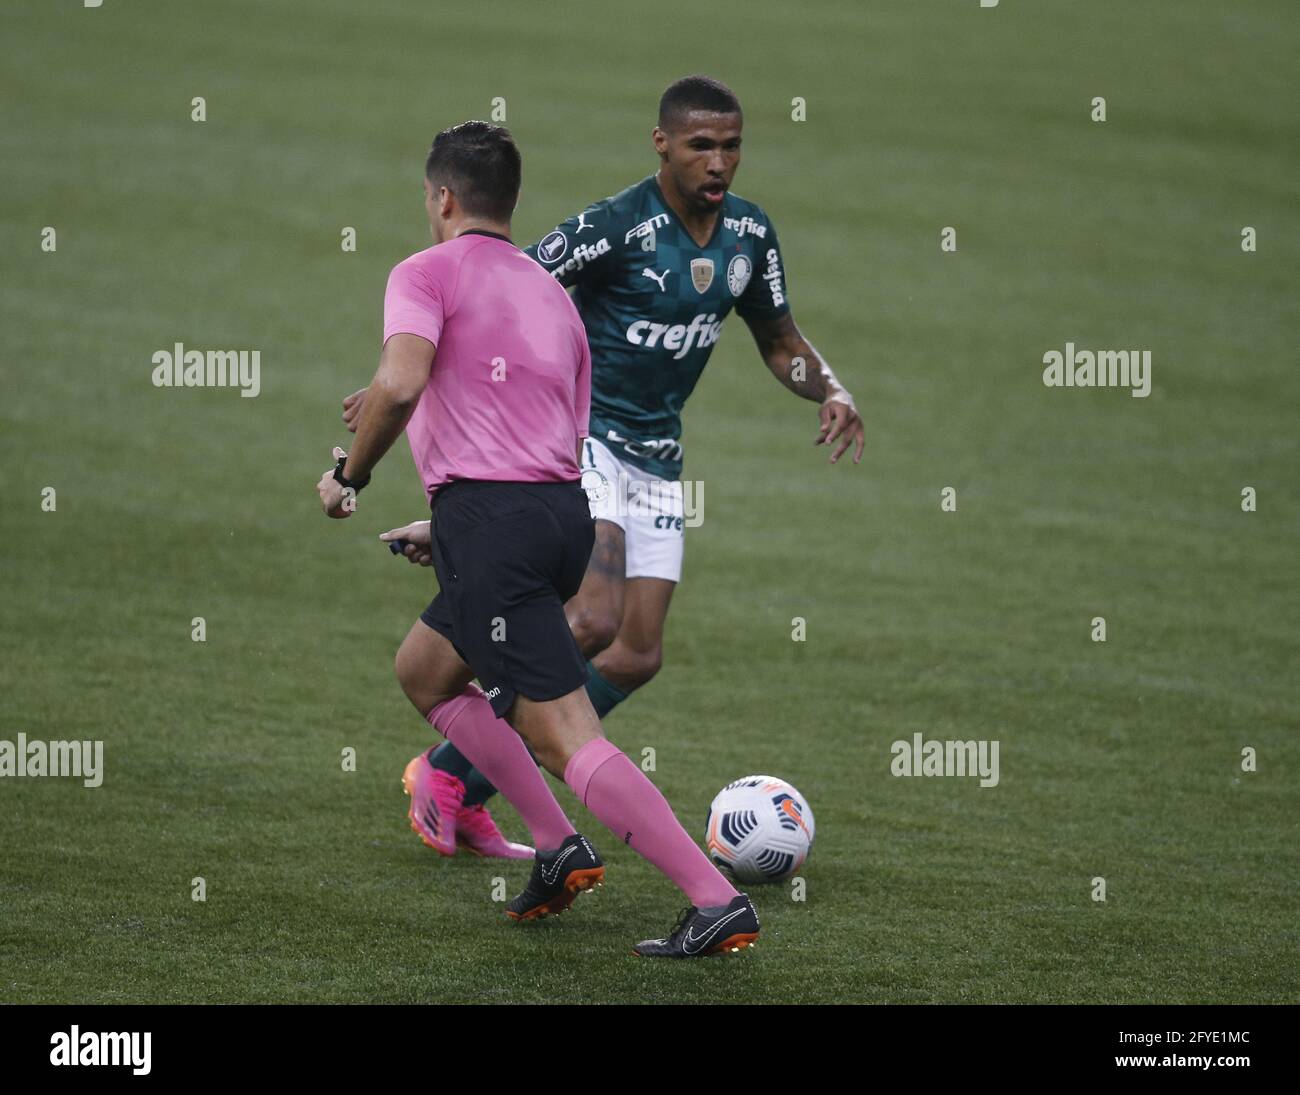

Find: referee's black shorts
[420,479,595,719]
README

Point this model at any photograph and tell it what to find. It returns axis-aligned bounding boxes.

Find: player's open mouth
[701,182,727,203]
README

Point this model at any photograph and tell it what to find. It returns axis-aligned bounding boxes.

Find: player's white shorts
[579,436,684,583]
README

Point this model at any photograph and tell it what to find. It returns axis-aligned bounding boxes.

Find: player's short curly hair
[424,120,521,223]
[658,75,743,131]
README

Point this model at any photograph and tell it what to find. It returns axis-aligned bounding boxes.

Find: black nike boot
[633,893,760,957]
[506,833,604,921]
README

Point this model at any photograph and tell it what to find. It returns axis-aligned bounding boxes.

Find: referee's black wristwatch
[332,456,371,493]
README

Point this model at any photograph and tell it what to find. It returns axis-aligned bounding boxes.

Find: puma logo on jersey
[641,268,669,292]
[575,212,595,233]
[625,312,723,360]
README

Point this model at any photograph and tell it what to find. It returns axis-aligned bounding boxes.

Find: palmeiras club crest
[580,467,610,504]
[727,253,752,297]
[690,257,715,293]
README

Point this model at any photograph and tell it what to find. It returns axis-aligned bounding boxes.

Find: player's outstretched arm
[744,311,864,465]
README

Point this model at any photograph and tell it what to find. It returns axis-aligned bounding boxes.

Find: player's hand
[317,445,355,519]
[380,520,434,566]
[816,393,864,465]
[342,387,368,433]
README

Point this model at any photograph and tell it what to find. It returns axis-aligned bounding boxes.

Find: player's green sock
[586,661,629,718]
[427,741,476,783]
[461,767,499,807]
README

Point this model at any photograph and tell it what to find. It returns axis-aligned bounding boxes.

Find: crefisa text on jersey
[625,312,723,359]
[762,248,785,307]
[723,215,767,239]
[546,237,611,280]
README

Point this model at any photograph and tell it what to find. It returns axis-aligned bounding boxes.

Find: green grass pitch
[2,0,1297,1003]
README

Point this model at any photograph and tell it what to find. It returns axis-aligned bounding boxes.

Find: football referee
[315,121,758,957]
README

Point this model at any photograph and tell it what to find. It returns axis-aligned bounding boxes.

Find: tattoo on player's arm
[746,313,845,403]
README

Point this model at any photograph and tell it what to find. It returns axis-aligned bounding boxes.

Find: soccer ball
[704,775,815,884]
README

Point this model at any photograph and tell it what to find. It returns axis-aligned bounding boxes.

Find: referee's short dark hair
[658,75,743,131]
[425,121,522,222]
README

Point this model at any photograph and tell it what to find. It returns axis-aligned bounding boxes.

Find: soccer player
[347,75,863,852]
[318,120,759,957]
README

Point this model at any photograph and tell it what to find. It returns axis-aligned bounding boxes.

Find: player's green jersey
[523,175,790,481]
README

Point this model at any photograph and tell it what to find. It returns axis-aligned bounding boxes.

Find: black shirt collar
[457,228,513,244]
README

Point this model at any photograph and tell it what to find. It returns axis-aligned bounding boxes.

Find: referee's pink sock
[428,691,574,851]
[564,737,738,909]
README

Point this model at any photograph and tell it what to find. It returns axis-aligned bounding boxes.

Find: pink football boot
[456,803,534,859]
[402,753,464,856]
